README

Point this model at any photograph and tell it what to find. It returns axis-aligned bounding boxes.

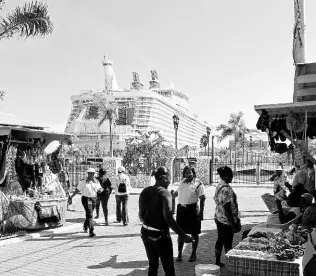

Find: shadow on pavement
[83,224,256,276]
[87,254,148,271]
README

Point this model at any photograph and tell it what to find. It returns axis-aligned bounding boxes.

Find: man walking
[114,166,132,226]
[68,168,102,237]
[139,166,193,276]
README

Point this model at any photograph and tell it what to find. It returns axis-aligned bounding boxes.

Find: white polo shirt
[77,179,101,198]
[177,178,205,205]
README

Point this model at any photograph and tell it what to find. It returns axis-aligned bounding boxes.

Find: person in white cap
[114,166,132,226]
[270,164,291,198]
[68,167,102,237]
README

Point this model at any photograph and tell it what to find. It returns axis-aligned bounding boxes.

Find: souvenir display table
[226,223,309,276]
[7,196,67,229]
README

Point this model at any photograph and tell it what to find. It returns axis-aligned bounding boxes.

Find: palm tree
[93,94,118,158]
[200,134,208,155]
[216,111,256,170]
[0,1,53,41]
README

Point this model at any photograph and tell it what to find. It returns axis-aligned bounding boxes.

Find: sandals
[188,255,197,262]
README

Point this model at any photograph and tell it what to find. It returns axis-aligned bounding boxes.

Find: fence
[211,160,294,186]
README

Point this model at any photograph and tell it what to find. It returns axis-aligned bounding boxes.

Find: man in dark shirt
[139,166,192,276]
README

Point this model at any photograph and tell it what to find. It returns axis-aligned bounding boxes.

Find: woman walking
[172,166,206,262]
[214,166,241,267]
[69,168,102,237]
[95,168,112,226]
[114,166,132,226]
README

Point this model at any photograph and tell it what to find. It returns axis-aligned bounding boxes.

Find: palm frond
[0,1,53,40]
[217,128,233,142]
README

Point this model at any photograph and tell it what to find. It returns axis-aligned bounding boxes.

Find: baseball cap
[87,168,96,173]
[276,166,283,171]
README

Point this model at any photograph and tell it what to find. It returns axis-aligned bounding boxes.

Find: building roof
[0,112,45,129]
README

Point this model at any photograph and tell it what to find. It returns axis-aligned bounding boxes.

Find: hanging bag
[118,177,127,193]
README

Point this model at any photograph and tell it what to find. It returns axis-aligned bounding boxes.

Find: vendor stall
[0,125,73,231]
[226,224,309,276]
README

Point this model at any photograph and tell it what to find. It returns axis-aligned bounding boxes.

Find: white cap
[87,168,96,173]
[276,166,283,171]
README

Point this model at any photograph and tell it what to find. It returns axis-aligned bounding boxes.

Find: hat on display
[302,204,316,228]
[118,166,125,173]
[87,168,96,173]
[286,112,304,133]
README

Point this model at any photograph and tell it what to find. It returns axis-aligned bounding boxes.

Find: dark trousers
[96,194,110,222]
[215,219,234,255]
[115,194,129,224]
[141,227,175,276]
[81,196,96,231]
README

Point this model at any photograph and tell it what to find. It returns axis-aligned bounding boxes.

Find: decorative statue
[132,72,140,83]
[151,70,158,81]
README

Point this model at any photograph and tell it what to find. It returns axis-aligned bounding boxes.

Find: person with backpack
[213,166,241,267]
[95,168,112,226]
[139,166,193,276]
[114,166,132,226]
[172,165,206,262]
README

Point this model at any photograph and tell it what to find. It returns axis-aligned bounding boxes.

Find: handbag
[34,201,61,224]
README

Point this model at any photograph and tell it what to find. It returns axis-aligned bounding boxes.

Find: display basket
[266,215,302,231]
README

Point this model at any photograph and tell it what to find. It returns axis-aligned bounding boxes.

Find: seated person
[273,193,313,224]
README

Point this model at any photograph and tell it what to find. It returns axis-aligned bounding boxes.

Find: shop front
[0,126,73,232]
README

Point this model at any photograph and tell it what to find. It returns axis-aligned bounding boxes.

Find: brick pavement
[0,187,271,276]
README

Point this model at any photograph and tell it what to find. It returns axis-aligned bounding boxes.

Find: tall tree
[93,94,118,157]
[216,111,256,169]
[200,134,208,155]
[0,1,53,40]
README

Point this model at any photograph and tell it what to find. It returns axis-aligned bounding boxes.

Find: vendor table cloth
[226,253,302,276]
[6,197,67,229]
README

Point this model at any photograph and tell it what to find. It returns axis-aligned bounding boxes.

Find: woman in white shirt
[114,166,132,226]
[69,168,102,237]
[172,166,206,262]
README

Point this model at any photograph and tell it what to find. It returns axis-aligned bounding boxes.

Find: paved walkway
[0,187,272,276]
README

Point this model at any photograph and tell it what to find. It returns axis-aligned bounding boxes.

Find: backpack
[118,177,127,193]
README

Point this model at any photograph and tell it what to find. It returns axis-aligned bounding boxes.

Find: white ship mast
[293,0,305,64]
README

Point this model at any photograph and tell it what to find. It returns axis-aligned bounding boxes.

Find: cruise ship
[65,57,210,154]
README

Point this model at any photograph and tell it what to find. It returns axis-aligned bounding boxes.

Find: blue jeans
[141,227,175,276]
[115,194,129,224]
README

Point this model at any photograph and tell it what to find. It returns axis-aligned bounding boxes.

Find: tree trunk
[109,120,113,157]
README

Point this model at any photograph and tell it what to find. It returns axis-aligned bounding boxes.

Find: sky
[1,0,316,143]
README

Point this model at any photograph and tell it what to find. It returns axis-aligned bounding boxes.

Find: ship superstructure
[65,57,209,153]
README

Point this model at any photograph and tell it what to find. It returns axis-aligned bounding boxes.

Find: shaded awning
[254,101,316,117]
[0,126,76,146]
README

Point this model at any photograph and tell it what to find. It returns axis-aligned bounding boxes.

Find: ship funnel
[102,56,119,92]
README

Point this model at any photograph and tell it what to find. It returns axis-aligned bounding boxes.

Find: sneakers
[89,231,96,237]
[113,220,121,223]
[83,227,88,233]
[94,215,99,219]
[104,222,109,226]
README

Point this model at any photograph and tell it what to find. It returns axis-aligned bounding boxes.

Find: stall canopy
[254,101,316,117]
[0,126,74,147]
